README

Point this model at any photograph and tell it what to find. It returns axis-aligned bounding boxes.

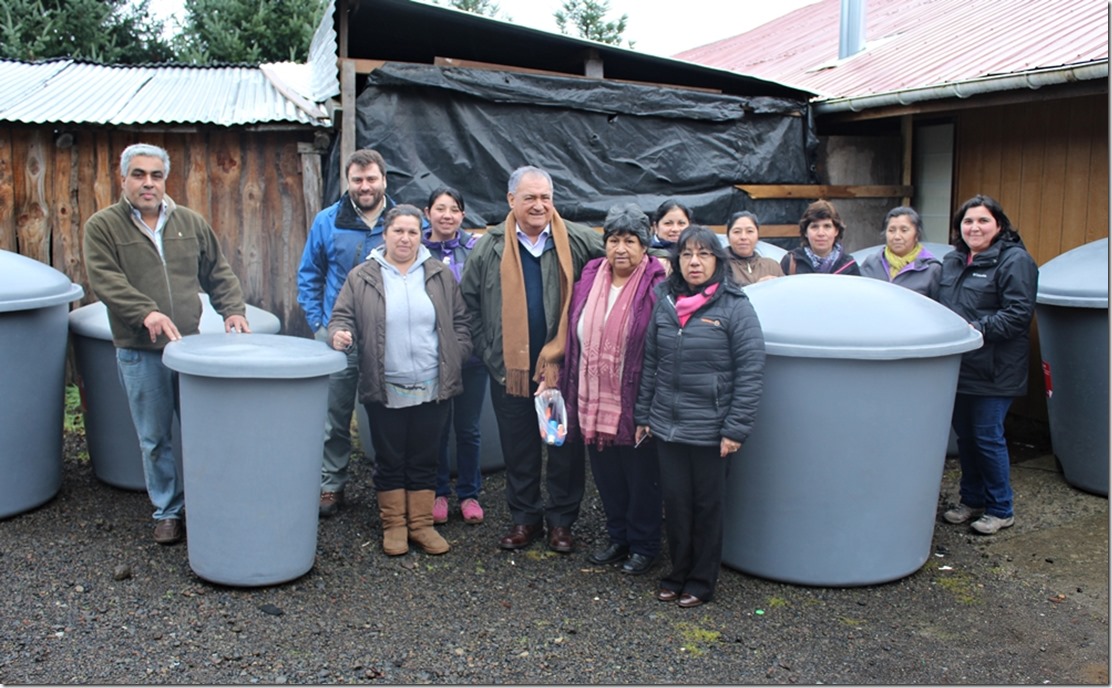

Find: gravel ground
[1,429,1107,684]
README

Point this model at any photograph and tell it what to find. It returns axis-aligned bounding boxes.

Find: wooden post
[901,115,913,207]
[340,58,356,194]
[299,141,323,225]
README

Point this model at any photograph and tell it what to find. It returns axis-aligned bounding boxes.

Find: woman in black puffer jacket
[937,195,1038,536]
[635,225,765,608]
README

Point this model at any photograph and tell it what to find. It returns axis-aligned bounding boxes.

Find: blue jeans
[116,347,183,521]
[436,364,488,499]
[951,394,1015,518]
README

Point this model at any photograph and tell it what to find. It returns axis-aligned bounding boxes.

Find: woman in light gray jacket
[330,205,471,557]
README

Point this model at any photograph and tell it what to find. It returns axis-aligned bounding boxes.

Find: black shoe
[620,552,657,575]
[588,542,629,566]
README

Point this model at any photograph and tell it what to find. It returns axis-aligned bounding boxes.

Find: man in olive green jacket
[460,165,603,554]
[83,143,249,545]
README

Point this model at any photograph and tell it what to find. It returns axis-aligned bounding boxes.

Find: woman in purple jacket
[559,203,667,576]
[422,186,487,526]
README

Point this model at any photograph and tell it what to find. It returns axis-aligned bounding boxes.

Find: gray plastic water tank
[163,334,346,586]
[68,295,281,490]
[0,250,83,518]
[852,241,960,456]
[356,383,504,474]
[724,275,982,586]
[1035,238,1109,496]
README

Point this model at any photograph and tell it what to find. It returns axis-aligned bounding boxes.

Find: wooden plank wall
[0,126,316,338]
[954,93,1109,421]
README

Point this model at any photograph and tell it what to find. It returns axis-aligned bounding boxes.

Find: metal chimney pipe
[839,0,867,59]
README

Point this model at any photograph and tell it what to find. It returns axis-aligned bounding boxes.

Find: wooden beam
[261,64,329,121]
[433,56,721,94]
[343,58,387,75]
[736,184,914,199]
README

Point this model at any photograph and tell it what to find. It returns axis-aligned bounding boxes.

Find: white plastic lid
[0,249,83,312]
[851,242,954,264]
[745,274,983,359]
[162,333,347,379]
[1036,238,1108,308]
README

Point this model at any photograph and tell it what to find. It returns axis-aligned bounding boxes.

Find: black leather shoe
[588,542,629,566]
[620,552,657,575]
[499,524,543,550]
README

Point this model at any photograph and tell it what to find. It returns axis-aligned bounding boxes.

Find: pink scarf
[675,282,719,327]
[577,256,649,446]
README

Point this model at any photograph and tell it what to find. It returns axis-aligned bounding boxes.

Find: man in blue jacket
[298,149,395,517]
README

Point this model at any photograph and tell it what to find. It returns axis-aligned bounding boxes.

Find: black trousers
[488,377,585,528]
[657,440,729,601]
[365,400,450,492]
[589,442,662,557]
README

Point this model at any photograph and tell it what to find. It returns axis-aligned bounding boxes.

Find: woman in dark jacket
[781,199,860,276]
[635,225,765,608]
[937,195,1038,535]
[860,206,942,298]
[330,205,472,556]
[559,204,667,576]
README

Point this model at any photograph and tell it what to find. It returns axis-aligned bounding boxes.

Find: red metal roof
[676,0,1108,100]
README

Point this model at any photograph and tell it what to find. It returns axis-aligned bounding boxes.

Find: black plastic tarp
[324,63,817,230]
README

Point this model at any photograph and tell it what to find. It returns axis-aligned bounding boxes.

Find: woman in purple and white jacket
[559,203,668,577]
[423,186,487,526]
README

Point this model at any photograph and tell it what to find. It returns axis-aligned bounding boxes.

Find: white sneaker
[971,514,1015,534]
[943,503,984,524]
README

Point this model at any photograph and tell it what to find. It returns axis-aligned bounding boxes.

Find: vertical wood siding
[955,94,1110,421]
[0,126,317,338]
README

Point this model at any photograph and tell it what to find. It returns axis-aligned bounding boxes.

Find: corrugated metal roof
[676,0,1108,100]
[0,59,330,127]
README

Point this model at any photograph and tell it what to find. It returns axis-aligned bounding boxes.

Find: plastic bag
[534,388,568,446]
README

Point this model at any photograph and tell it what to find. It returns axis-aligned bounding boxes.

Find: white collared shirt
[130,201,170,258]
[515,223,551,258]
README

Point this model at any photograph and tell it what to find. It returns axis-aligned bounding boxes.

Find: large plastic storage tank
[163,334,346,586]
[0,251,83,518]
[1035,238,1109,496]
[723,275,982,586]
[69,295,280,490]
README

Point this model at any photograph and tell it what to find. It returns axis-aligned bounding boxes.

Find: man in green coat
[460,166,603,554]
[83,143,250,545]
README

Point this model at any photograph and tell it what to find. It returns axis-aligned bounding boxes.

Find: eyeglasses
[679,250,714,261]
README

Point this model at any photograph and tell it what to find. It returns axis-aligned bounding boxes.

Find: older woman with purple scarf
[558,203,667,576]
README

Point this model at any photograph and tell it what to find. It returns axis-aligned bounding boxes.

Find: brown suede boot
[406,490,450,555]
[377,489,408,556]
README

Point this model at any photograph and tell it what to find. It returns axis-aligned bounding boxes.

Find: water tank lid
[70,296,283,339]
[162,333,347,379]
[744,274,983,359]
[0,250,83,312]
[1036,238,1109,308]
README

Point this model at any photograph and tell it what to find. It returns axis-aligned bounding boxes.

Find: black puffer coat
[634,278,766,447]
[937,233,1038,397]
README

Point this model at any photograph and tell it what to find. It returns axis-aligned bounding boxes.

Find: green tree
[554,0,630,47]
[429,0,507,20]
[173,0,326,64]
[0,0,173,63]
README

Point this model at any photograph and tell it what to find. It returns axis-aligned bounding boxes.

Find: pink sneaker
[433,496,449,524]
[460,498,484,524]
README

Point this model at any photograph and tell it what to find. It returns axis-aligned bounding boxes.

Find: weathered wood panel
[1,125,316,338]
[0,128,14,252]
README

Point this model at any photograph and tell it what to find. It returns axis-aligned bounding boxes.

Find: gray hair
[120,143,171,178]
[882,206,924,242]
[507,166,553,195]
[602,203,651,247]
